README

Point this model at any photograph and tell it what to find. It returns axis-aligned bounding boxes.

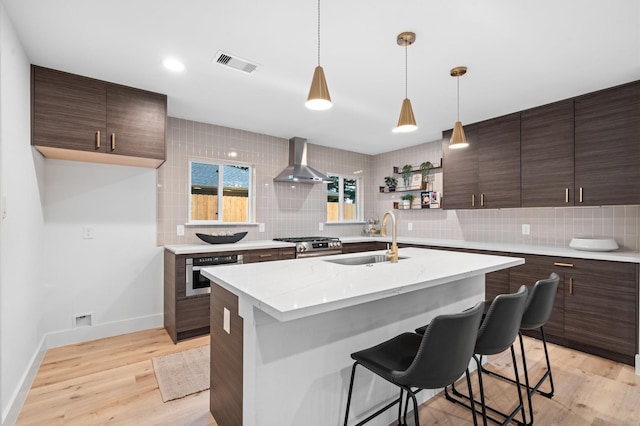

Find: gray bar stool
[482,272,560,425]
[416,285,529,425]
[343,302,484,426]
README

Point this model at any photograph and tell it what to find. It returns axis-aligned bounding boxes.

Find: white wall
[0,4,164,423]
[0,3,46,423]
[41,160,163,348]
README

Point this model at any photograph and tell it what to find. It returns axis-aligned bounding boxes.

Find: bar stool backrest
[475,286,528,355]
[395,302,484,389]
[520,272,560,330]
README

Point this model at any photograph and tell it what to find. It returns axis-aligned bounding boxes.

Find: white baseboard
[2,314,163,426]
[45,313,163,349]
[2,336,47,426]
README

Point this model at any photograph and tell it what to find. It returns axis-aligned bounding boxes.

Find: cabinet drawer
[245,248,296,263]
[244,250,278,263]
[343,242,386,253]
[278,248,296,260]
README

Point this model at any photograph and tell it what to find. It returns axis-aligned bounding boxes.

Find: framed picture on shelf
[421,191,441,208]
[421,191,431,208]
[429,191,441,208]
[410,173,422,189]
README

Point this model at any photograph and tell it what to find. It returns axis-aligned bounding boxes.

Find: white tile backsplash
[158,117,639,252]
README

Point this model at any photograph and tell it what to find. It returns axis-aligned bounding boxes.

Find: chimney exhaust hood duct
[274,137,332,184]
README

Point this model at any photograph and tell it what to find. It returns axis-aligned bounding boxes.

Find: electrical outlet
[408,222,413,231]
[522,224,531,235]
[82,225,95,239]
[319,222,324,231]
[223,308,231,334]
[259,223,265,232]
[176,224,185,236]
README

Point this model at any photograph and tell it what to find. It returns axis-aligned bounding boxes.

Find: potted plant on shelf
[420,161,432,190]
[400,193,414,209]
[401,164,413,188]
[384,176,398,192]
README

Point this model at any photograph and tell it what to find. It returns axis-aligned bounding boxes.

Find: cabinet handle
[480,193,485,207]
[111,133,116,151]
[569,277,573,295]
[259,253,273,258]
[565,188,569,203]
[471,194,475,207]
[579,187,583,203]
[553,262,574,268]
[95,131,101,149]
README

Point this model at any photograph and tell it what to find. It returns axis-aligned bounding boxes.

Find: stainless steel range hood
[274,137,332,184]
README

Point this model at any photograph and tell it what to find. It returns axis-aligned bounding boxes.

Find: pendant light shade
[306,0,332,110]
[393,32,417,133]
[450,121,467,147]
[306,65,332,110]
[394,98,418,133]
[449,66,468,149]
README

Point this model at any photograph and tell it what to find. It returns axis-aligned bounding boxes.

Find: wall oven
[185,254,243,296]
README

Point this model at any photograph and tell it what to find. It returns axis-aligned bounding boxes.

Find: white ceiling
[4,0,640,155]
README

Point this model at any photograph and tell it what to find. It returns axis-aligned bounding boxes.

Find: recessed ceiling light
[162,58,185,72]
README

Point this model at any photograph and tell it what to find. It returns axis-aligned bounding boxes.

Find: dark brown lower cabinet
[342,241,387,253]
[165,247,296,343]
[427,246,638,365]
[562,259,638,364]
[508,253,637,365]
[210,282,243,426]
[164,250,213,343]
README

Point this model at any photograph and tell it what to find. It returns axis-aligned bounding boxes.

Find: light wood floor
[15,328,640,425]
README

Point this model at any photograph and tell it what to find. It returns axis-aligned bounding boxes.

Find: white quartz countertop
[201,247,524,322]
[342,236,640,263]
[164,237,639,263]
[164,240,295,254]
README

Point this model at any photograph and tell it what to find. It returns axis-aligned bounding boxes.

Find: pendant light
[305,0,332,110]
[393,32,417,133]
[449,66,468,149]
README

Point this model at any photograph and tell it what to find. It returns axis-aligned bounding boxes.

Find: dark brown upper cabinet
[574,80,640,206]
[521,99,575,207]
[442,124,479,210]
[31,65,166,168]
[442,113,521,209]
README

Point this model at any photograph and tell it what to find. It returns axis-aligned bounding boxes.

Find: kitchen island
[201,247,524,426]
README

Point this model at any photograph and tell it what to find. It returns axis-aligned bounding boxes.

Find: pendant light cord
[457,76,460,120]
[404,44,408,99]
[317,0,321,66]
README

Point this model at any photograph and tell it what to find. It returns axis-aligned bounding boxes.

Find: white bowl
[569,237,619,252]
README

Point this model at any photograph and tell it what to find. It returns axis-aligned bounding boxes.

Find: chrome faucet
[381,210,398,263]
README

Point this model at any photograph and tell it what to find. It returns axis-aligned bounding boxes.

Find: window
[189,159,254,223]
[327,174,361,222]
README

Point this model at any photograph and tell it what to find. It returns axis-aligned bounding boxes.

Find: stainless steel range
[273,236,343,258]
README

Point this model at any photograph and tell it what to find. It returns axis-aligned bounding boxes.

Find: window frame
[187,158,256,225]
[326,173,363,223]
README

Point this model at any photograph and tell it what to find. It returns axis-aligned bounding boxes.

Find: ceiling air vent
[213,50,259,74]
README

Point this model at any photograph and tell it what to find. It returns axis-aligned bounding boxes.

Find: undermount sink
[324,254,408,266]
